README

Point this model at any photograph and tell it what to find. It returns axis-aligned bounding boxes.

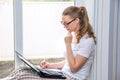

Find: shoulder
[78,33,95,45]
[76,37,95,58]
[79,37,95,46]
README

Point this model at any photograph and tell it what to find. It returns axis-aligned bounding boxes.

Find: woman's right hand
[39,60,49,69]
[64,32,72,45]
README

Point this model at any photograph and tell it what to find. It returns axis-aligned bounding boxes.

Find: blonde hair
[62,6,96,44]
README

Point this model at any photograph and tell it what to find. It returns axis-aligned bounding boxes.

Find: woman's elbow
[70,66,79,73]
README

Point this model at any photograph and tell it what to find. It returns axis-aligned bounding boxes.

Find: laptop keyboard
[36,66,62,75]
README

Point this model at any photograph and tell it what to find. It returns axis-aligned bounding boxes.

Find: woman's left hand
[64,32,72,45]
[39,60,49,69]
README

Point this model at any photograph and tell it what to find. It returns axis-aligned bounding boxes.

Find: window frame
[13,0,75,69]
[13,0,24,69]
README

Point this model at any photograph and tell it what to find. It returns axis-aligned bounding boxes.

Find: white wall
[76,0,120,80]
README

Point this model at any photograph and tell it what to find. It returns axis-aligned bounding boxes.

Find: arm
[66,44,87,73]
[64,32,87,73]
[47,60,66,69]
[40,60,66,69]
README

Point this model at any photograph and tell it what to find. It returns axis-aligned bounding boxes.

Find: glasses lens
[61,21,68,26]
[61,18,76,27]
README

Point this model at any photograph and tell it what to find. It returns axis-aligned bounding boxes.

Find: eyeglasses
[61,18,76,27]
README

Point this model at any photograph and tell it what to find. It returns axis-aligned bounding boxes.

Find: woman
[3,6,96,80]
[40,6,96,80]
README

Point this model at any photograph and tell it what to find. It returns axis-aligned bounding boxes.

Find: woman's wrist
[65,43,71,47]
[65,44,72,50]
[47,63,57,69]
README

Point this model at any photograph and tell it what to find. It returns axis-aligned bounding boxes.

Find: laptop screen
[15,51,41,72]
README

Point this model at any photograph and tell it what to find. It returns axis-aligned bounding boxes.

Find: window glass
[22,0,74,60]
[0,0,14,78]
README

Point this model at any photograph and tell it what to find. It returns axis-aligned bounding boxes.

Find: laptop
[15,51,66,79]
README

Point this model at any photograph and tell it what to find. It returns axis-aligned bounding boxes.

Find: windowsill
[0,57,65,78]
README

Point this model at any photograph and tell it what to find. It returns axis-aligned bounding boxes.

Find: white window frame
[13,0,24,69]
[13,0,75,69]
[116,1,120,80]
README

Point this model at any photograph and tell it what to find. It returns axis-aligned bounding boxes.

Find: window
[0,0,74,78]
[0,0,14,78]
[22,0,74,59]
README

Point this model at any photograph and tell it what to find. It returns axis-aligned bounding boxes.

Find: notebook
[15,51,66,79]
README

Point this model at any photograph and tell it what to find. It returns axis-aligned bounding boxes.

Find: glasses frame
[61,18,76,27]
